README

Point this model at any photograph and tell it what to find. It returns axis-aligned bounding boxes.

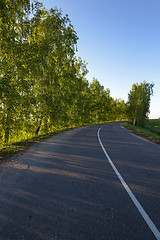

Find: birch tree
[127,81,154,125]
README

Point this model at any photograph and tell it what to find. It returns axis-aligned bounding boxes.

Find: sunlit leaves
[0,0,129,145]
[127,81,154,125]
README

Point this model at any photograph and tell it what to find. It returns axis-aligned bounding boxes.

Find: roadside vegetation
[0,0,157,161]
[0,125,79,161]
[123,119,160,144]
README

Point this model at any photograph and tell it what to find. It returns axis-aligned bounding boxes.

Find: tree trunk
[4,112,10,144]
[35,121,42,135]
[4,127,9,144]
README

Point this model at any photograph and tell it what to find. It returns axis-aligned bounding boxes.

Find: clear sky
[41,0,160,119]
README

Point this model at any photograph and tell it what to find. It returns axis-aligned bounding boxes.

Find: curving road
[0,122,160,240]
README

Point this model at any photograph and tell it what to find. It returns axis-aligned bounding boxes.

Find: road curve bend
[0,123,160,240]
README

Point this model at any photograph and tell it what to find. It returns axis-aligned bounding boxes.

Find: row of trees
[0,0,153,145]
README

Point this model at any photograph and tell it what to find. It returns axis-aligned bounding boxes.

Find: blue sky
[41,0,160,119]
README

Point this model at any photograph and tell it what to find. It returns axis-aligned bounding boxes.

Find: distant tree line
[0,0,153,145]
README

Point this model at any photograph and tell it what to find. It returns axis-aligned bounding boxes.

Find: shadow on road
[0,124,158,240]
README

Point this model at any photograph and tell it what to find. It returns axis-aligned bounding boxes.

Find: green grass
[0,126,77,161]
[123,119,160,144]
[0,120,113,162]
[2,119,159,162]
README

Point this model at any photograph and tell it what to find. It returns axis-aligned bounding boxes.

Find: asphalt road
[0,122,160,240]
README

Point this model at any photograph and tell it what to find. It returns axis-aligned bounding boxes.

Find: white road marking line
[121,126,154,144]
[98,125,160,240]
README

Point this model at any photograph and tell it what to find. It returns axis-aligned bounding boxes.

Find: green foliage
[123,119,160,144]
[0,125,77,161]
[89,78,113,123]
[0,0,129,148]
[110,99,128,121]
[127,81,154,126]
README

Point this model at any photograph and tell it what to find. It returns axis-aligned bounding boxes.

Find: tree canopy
[127,81,154,125]
[0,1,154,145]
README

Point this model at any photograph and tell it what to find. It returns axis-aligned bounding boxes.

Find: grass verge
[0,126,77,162]
[123,120,160,145]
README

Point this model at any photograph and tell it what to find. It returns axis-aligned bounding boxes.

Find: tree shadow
[0,124,156,240]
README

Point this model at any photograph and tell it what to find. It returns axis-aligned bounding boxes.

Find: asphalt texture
[0,122,160,240]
